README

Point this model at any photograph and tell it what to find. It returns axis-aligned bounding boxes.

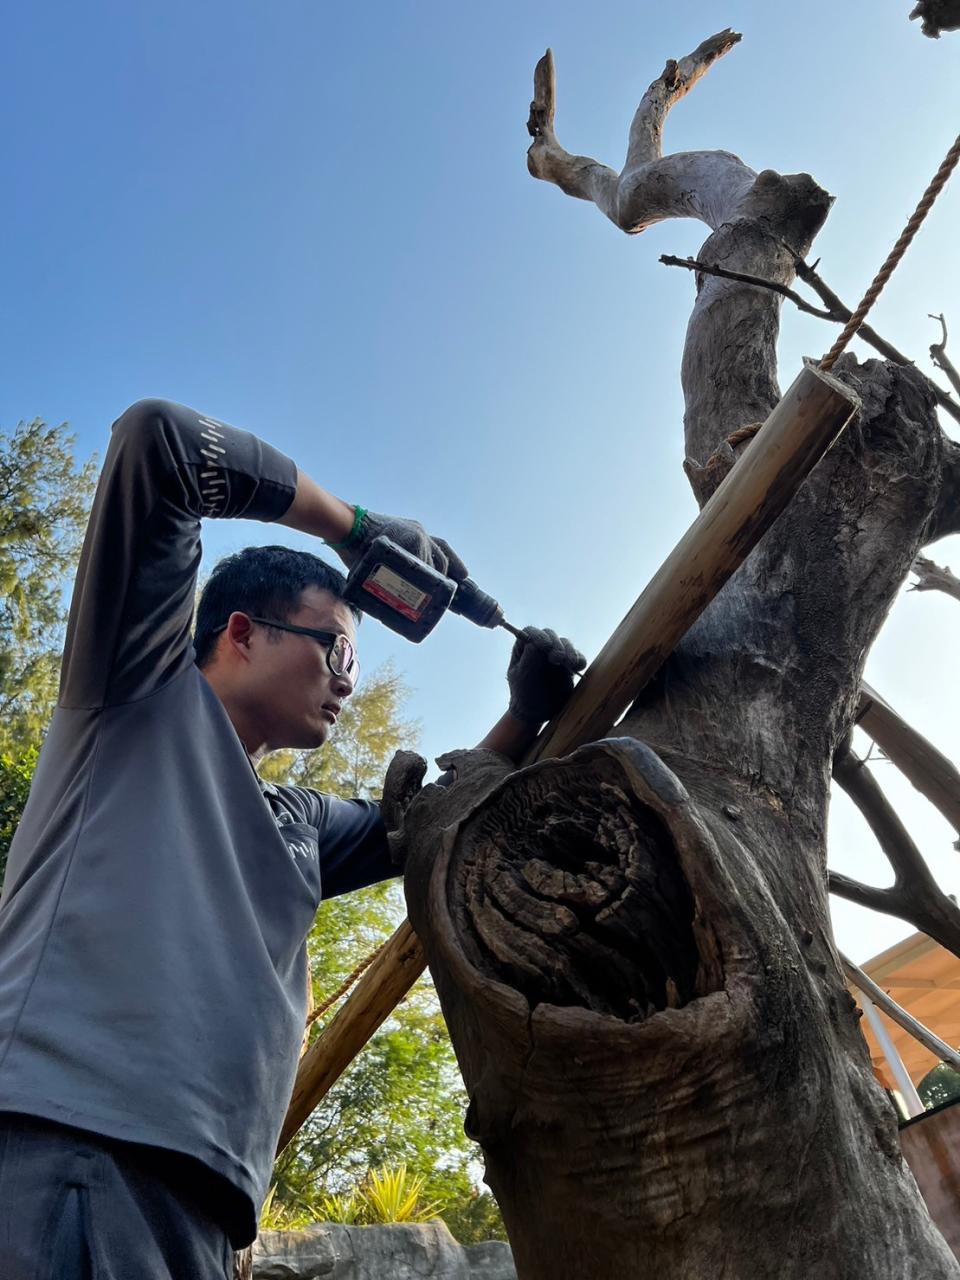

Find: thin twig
[789,250,960,424]
[929,312,960,396]
[910,554,960,602]
[659,255,834,319]
[660,250,960,425]
[790,253,922,367]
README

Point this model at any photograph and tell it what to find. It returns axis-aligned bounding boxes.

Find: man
[0,399,583,1278]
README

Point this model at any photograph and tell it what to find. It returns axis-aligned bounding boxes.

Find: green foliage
[316,1186,366,1226]
[919,1061,960,1110]
[321,1164,444,1225]
[261,667,506,1245]
[0,419,96,754]
[439,1183,508,1245]
[0,747,38,887]
[263,1165,449,1232]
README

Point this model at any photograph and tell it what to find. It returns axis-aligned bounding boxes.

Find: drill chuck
[449,579,504,629]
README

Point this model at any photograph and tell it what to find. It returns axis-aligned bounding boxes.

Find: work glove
[350,509,468,582]
[507,626,587,727]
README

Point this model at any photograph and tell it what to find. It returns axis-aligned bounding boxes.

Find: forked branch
[929,313,960,396]
[830,739,960,959]
[527,32,754,233]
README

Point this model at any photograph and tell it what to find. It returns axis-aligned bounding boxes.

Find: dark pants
[0,1114,235,1279]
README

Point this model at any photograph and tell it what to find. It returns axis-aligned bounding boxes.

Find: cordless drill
[343,536,523,644]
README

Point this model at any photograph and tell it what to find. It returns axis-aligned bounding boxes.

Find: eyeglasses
[247,616,360,683]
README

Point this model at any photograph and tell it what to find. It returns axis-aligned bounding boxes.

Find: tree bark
[398,32,960,1279]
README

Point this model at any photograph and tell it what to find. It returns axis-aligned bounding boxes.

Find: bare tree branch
[660,255,834,319]
[834,740,939,890]
[929,312,960,396]
[527,32,755,234]
[857,681,960,843]
[660,252,960,426]
[910,553,960,601]
[832,739,960,958]
[828,869,902,915]
[791,252,960,425]
[622,30,743,168]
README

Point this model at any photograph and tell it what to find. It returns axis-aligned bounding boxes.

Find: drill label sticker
[362,564,430,622]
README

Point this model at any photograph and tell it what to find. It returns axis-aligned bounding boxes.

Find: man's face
[245,586,358,752]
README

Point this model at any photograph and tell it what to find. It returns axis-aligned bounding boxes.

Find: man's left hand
[507,626,586,727]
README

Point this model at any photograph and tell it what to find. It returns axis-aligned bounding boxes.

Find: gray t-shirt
[0,399,395,1246]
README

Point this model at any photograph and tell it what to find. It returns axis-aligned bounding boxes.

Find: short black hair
[194,545,360,668]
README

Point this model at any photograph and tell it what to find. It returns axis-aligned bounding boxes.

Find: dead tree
[396,32,960,1279]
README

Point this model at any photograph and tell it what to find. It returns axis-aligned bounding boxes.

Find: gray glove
[360,510,468,582]
[507,626,586,726]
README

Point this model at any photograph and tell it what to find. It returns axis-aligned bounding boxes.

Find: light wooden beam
[277,921,424,1154]
[526,363,858,761]
[279,361,858,1149]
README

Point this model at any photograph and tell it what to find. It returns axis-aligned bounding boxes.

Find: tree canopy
[0,418,96,755]
[0,417,95,883]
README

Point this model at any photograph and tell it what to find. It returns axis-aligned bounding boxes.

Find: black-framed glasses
[247,616,360,682]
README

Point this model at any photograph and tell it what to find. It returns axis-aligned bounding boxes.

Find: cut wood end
[803,356,861,409]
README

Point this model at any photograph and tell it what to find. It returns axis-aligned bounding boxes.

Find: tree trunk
[398,32,960,1280]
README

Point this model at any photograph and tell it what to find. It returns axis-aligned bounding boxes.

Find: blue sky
[3,1,959,962]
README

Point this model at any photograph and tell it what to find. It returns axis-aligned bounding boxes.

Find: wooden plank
[527,363,859,762]
[279,361,858,1149]
[277,921,426,1154]
[857,682,960,838]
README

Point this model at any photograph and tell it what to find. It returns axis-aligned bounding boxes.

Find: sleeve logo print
[197,415,228,516]
[283,829,320,863]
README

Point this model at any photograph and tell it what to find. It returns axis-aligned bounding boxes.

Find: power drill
[343,536,524,644]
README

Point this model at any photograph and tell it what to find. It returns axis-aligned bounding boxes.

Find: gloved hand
[507,626,586,726]
[355,510,468,582]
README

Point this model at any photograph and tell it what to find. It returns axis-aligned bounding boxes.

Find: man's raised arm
[59,399,466,711]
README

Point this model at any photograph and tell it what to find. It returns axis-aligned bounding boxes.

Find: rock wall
[252,1221,516,1280]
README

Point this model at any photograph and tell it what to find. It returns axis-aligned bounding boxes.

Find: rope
[306,940,389,1027]
[820,132,960,372]
[725,422,762,448]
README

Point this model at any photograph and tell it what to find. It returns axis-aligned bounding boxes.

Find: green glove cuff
[327,505,368,551]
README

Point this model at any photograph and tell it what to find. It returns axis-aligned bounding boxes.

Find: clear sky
[2,1,959,964]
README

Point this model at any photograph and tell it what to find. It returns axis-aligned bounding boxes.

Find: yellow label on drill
[363,564,431,622]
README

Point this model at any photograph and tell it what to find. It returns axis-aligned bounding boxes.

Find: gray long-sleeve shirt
[0,400,396,1246]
